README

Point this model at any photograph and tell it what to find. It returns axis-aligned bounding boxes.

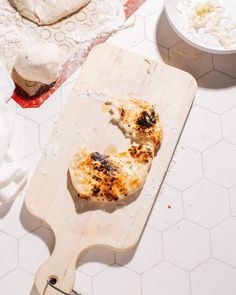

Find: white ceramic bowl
[164,0,236,54]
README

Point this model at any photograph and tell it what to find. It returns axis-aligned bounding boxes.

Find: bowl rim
[164,0,236,55]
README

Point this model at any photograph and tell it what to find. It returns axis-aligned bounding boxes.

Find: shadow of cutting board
[25,43,197,294]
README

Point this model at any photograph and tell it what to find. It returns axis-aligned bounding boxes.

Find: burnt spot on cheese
[86,152,130,201]
[91,152,107,163]
[128,144,154,163]
[155,138,162,152]
[92,175,102,182]
[90,152,118,176]
[91,185,100,196]
[98,174,128,201]
[104,191,119,202]
[136,109,157,129]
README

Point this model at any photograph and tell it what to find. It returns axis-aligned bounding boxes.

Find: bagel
[69,95,163,202]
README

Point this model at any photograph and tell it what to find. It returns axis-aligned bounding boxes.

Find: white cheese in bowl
[177,0,236,49]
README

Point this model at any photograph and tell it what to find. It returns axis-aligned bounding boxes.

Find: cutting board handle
[35,233,83,295]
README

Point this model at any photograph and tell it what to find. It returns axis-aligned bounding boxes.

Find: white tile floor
[1,1,236,294]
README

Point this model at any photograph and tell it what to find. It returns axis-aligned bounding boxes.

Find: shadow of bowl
[198,70,236,89]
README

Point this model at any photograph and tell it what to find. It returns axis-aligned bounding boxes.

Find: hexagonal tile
[40,114,59,149]
[142,261,190,295]
[197,71,236,113]
[129,40,169,64]
[213,54,236,78]
[230,186,236,216]
[19,149,43,182]
[0,232,17,277]
[19,227,54,274]
[0,69,14,100]
[211,217,236,267]
[145,10,181,48]
[163,220,211,270]
[74,270,92,295]
[181,106,221,152]
[0,269,35,294]
[16,88,61,123]
[116,227,163,273]
[0,191,41,239]
[108,16,145,49]
[183,180,230,228]
[9,114,39,160]
[222,107,236,144]
[93,265,141,295]
[7,99,17,113]
[135,0,164,17]
[191,259,236,295]
[77,247,115,276]
[166,146,203,191]
[148,185,184,231]
[203,142,236,188]
[169,42,213,79]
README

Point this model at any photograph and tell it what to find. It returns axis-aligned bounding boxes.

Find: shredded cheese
[196,2,214,16]
[177,0,236,49]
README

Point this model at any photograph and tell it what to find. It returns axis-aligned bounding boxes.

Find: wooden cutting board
[25,43,197,295]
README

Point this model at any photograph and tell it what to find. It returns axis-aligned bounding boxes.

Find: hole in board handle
[49,276,58,285]
[48,276,81,294]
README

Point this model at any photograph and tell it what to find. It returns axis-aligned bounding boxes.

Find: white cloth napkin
[0,64,27,207]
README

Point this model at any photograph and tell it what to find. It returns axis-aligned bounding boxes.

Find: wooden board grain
[25,44,197,295]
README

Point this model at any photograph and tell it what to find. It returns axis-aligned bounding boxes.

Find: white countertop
[1,0,236,294]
